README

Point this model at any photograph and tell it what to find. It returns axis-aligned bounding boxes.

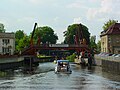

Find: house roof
[0,32,15,38]
[101,23,120,36]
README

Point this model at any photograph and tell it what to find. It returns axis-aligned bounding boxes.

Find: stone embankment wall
[95,55,120,74]
[0,56,24,70]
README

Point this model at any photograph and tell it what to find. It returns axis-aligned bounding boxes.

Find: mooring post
[30,57,32,72]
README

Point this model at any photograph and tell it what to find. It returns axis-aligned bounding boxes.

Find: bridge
[20,23,90,56]
[19,23,91,71]
[21,44,89,55]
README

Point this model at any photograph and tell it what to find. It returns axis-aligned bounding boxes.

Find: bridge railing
[23,44,88,48]
[69,44,88,47]
[35,44,88,47]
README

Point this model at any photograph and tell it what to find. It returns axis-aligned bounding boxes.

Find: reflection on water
[0,62,119,90]
[0,70,15,80]
[102,70,120,82]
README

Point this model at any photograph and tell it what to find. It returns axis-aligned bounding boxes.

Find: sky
[0,0,120,43]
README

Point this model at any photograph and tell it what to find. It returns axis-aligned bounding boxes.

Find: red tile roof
[105,23,120,35]
[101,23,120,36]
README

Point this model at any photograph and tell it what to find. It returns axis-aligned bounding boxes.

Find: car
[115,54,120,57]
[111,54,118,57]
[97,52,104,56]
[104,53,113,56]
[97,52,107,56]
[54,60,72,74]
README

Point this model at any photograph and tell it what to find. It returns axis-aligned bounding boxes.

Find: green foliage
[102,19,118,30]
[15,30,25,51]
[66,53,76,62]
[64,23,90,44]
[90,36,97,49]
[63,24,76,44]
[0,24,5,32]
[16,35,30,51]
[0,29,5,33]
[37,55,51,58]
[15,26,58,52]
[96,40,101,53]
[33,26,58,44]
[15,30,24,39]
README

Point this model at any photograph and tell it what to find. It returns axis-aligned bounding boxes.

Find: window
[102,42,104,45]
[116,37,120,43]
[108,37,111,43]
[2,47,4,54]
[2,47,10,55]
[118,50,120,54]
[2,39,10,45]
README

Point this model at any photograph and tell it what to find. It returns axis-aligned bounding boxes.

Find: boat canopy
[57,60,69,62]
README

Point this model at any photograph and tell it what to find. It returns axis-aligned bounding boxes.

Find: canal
[0,62,120,90]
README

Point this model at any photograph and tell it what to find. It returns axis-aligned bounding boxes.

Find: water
[0,62,120,90]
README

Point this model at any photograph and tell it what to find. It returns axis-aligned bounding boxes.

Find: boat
[54,60,72,74]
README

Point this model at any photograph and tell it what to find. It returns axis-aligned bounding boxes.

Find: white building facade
[0,33,15,55]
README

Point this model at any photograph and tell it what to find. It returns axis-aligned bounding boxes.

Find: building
[0,32,15,55]
[100,23,120,54]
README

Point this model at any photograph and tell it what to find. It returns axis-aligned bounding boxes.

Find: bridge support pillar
[23,55,39,73]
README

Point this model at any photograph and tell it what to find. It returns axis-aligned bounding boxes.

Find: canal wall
[0,56,24,70]
[95,55,120,74]
[0,55,54,71]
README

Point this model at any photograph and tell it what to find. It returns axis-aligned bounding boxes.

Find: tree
[103,19,118,30]
[33,26,58,44]
[0,29,5,32]
[16,35,30,51]
[0,24,5,32]
[90,36,97,49]
[64,23,90,44]
[15,30,25,51]
[15,30,24,40]
[96,40,101,53]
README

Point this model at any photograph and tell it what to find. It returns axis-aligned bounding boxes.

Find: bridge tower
[74,24,87,53]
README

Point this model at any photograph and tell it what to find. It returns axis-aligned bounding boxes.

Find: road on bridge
[0,62,120,90]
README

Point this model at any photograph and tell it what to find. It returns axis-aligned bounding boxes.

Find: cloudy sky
[0,0,120,43]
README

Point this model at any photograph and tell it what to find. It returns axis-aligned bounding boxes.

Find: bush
[66,53,76,62]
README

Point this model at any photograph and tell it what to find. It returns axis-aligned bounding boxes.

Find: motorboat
[54,60,72,74]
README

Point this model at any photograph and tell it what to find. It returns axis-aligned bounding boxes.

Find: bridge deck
[21,44,89,55]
